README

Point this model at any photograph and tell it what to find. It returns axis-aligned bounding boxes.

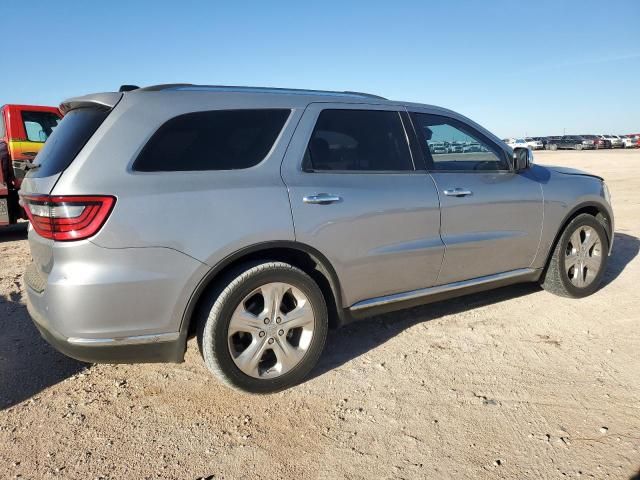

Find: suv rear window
[133,109,290,172]
[30,107,109,178]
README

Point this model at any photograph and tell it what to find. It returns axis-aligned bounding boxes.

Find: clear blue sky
[2,0,638,137]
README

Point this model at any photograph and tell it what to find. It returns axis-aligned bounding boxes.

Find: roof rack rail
[341,91,387,100]
[133,84,386,100]
[136,83,194,92]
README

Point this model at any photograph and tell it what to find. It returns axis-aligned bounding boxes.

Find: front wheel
[541,214,609,298]
[197,261,328,393]
[550,144,558,151]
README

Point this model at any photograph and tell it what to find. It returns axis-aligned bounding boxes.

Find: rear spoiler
[59,92,123,114]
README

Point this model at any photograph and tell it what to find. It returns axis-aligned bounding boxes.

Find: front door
[281,104,444,307]
[409,111,543,285]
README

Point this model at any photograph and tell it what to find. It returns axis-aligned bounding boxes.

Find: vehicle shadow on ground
[601,232,639,286]
[311,231,639,381]
[0,291,87,410]
[0,222,27,243]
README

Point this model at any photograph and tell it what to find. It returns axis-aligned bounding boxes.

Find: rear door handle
[443,188,473,197]
[303,193,342,205]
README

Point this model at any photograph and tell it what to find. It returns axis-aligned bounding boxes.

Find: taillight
[20,195,116,241]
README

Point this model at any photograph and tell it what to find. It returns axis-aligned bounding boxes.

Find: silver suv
[21,85,614,393]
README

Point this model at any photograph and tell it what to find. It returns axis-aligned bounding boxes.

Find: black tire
[540,214,609,298]
[575,144,583,151]
[550,144,558,151]
[197,261,328,393]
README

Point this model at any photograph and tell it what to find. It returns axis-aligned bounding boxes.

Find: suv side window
[410,112,509,172]
[304,109,414,172]
[134,109,290,172]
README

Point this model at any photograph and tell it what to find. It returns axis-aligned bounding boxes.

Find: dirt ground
[1,149,639,480]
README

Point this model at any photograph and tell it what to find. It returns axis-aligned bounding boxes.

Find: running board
[347,268,540,320]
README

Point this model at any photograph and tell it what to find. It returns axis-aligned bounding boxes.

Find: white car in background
[448,142,464,153]
[604,135,624,148]
[524,137,544,150]
[621,135,637,148]
[502,138,528,149]
[429,142,449,154]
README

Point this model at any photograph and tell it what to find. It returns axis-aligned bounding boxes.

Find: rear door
[281,103,444,307]
[409,111,543,285]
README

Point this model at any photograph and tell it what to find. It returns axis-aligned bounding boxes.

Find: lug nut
[268,338,274,344]
[258,331,266,338]
[263,318,270,324]
[276,317,282,324]
[278,329,284,336]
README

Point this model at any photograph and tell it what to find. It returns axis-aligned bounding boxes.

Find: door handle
[443,188,473,197]
[303,193,342,205]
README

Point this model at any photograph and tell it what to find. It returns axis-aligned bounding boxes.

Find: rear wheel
[197,261,328,393]
[575,144,583,150]
[541,214,609,298]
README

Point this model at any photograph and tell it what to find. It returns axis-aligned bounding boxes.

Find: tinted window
[305,109,413,171]
[30,108,109,178]
[410,113,509,171]
[22,111,60,142]
[0,111,5,138]
[134,109,290,172]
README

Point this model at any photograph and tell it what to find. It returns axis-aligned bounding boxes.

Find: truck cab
[0,104,62,226]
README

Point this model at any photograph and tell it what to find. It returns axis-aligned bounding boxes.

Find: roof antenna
[119,85,139,92]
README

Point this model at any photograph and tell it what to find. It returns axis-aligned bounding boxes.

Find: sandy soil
[1,149,639,480]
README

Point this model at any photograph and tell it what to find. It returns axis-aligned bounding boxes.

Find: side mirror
[513,147,533,171]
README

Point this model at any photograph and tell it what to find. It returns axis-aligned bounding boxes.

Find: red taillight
[20,195,116,241]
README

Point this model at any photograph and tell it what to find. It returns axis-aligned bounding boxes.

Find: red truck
[0,104,62,226]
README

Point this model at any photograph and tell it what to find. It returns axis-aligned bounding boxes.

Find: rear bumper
[23,238,207,364]
[27,285,185,363]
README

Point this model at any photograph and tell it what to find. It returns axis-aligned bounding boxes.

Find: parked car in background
[1,104,62,227]
[628,134,640,148]
[20,84,615,392]
[448,142,464,153]
[547,135,595,151]
[532,137,549,149]
[604,135,624,149]
[524,137,544,150]
[545,136,562,150]
[621,135,638,148]
[502,138,528,149]
[595,135,612,149]
[580,135,607,149]
[429,141,449,154]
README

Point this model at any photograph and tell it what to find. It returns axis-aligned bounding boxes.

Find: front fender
[533,169,613,269]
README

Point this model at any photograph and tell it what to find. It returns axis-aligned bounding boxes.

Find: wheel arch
[179,241,345,345]
[542,201,613,271]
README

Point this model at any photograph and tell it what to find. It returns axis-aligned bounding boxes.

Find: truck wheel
[541,214,609,298]
[550,144,558,151]
[197,261,328,393]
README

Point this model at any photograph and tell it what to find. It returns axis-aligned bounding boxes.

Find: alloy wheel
[227,282,315,379]
[565,225,603,288]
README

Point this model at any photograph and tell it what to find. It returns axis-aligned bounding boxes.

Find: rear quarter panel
[51,92,303,267]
